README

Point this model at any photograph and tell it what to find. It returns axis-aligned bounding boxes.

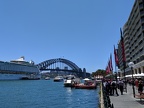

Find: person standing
[105,80,111,95]
[119,79,124,95]
[111,80,119,96]
[135,78,139,89]
[138,80,143,95]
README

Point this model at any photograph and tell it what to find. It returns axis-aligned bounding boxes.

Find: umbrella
[83,78,90,81]
[134,73,144,77]
[125,75,132,77]
[139,73,144,76]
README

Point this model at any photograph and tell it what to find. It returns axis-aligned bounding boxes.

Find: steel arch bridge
[36,58,81,72]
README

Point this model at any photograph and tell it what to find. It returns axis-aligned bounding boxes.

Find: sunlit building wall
[117,0,144,75]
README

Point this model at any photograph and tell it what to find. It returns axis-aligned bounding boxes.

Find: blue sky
[0,0,134,73]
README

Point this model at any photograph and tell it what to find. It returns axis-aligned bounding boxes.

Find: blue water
[0,80,99,108]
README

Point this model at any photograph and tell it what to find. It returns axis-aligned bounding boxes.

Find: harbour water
[0,80,99,108]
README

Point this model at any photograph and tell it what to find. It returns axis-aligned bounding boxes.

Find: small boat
[45,77,50,80]
[74,79,96,89]
[53,76,63,82]
[21,77,40,80]
[74,83,96,89]
[64,75,80,87]
[64,79,74,87]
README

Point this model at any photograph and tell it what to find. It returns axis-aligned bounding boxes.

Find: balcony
[139,3,143,10]
[140,11,144,17]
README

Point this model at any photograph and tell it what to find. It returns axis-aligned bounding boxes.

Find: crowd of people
[103,78,144,96]
[128,78,144,95]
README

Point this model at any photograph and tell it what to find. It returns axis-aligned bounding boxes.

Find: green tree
[91,69,106,77]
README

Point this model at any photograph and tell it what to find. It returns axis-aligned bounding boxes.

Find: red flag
[108,54,113,73]
[110,54,113,71]
[106,54,113,75]
[114,45,119,67]
[120,28,126,62]
[106,65,110,74]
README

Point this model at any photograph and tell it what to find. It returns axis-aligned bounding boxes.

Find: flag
[120,28,126,62]
[109,54,113,72]
[106,65,110,74]
[106,55,113,74]
[114,45,119,67]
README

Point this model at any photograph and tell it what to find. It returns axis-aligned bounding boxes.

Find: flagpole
[123,62,127,93]
[114,45,118,82]
[114,45,117,73]
[120,28,127,93]
[114,60,117,82]
[110,53,113,74]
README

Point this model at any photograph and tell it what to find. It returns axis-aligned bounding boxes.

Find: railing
[100,82,114,108]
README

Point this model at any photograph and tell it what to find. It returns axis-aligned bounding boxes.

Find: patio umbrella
[134,73,144,77]
[139,73,144,76]
[83,78,90,81]
[125,75,132,77]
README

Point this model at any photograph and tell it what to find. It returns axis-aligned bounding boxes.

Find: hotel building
[117,0,144,76]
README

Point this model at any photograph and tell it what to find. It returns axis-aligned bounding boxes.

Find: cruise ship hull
[0,73,41,80]
[0,74,25,80]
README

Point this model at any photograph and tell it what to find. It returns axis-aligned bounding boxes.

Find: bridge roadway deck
[109,84,144,108]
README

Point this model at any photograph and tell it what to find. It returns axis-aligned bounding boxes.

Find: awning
[125,73,144,77]
[133,73,144,77]
[105,74,113,77]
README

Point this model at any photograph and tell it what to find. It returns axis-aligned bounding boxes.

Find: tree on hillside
[91,69,106,77]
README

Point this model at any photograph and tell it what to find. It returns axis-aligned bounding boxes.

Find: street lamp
[118,69,121,80]
[128,62,135,98]
[115,72,118,82]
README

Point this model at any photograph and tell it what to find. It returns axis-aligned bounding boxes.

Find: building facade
[118,0,144,76]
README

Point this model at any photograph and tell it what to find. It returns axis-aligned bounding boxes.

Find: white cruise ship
[0,56,41,80]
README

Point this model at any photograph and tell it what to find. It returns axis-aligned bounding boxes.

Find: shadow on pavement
[136,100,144,105]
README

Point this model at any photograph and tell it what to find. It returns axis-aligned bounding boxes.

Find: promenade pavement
[109,84,144,108]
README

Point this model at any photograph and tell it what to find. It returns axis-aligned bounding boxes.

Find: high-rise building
[117,0,144,75]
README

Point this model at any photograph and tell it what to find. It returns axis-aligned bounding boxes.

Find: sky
[0,0,135,73]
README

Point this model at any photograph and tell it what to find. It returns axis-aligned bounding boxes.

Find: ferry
[0,56,41,80]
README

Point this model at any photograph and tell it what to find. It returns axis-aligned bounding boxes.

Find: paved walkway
[109,84,144,108]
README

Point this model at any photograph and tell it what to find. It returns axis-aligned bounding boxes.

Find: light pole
[128,62,135,98]
[115,72,118,82]
[118,69,121,80]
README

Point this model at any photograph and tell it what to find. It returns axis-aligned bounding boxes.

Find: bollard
[111,103,114,108]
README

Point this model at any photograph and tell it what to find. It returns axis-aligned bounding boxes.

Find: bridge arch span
[36,58,81,72]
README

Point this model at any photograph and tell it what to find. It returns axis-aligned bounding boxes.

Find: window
[138,68,141,74]
[135,69,137,74]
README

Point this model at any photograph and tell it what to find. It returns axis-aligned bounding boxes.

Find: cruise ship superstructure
[0,56,41,80]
